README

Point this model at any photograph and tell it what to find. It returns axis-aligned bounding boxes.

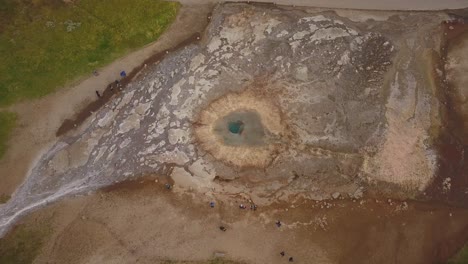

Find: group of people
[277,221,294,261]
[94,70,127,98]
[211,201,257,211]
[239,203,257,210]
[280,251,294,262]
[211,201,295,261]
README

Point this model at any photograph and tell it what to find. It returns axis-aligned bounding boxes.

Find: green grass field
[0,0,179,159]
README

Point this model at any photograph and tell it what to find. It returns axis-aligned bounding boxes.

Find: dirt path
[0,4,214,198]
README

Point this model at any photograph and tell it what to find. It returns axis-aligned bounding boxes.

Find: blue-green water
[213,110,266,146]
[228,121,244,134]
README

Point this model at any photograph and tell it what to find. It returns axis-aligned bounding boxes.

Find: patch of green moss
[448,244,468,264]
[0,221,51,264]
[0,194,11,204]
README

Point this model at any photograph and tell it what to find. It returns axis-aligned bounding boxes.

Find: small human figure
[239,204,246,209]
[165,183,171,190]
[93,70,99,76]
[210,201,215,208]
[250,204,257,211]
[120,70,127,78]
[289,257,294,262]
[280,251,285,257]
[112,80,122,90]
[275,220,282,228]
[219,226,227,232]
[95,90,101,98]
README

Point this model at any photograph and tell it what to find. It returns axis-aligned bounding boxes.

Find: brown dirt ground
[3,176,467,264]
[0,4,214,198]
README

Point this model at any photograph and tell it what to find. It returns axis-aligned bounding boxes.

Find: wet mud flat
[2,177,468,264]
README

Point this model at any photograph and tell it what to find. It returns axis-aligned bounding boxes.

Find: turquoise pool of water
[228,121,244,134]
[213,110,266,146]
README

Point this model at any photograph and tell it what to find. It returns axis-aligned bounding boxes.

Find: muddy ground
[4,177,468,264]
[1,3,468,264]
